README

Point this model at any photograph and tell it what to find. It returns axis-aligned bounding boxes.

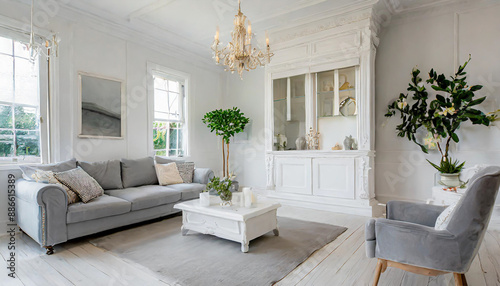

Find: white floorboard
[0,206,498,286]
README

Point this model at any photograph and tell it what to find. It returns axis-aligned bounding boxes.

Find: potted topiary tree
[202,107,250,179]
[385,56,495,187]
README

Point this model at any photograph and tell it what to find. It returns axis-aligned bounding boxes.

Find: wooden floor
[1,206,499,286]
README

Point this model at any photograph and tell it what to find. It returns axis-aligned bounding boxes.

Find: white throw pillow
[435,202,457,230]
[155,163,184,186]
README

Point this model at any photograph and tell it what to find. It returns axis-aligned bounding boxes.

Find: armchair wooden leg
[453,273,468,286]
[373,259,387,286]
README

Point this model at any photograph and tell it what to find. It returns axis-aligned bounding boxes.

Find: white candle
[247,21,252,35]
[243,188,253,208]
[266,31,269,46]
[215,26,219,41]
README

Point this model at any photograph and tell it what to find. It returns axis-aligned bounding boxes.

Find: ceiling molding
[54,3,222,73]
[127,0,176,21]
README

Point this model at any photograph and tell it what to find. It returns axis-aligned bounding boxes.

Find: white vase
[440,173,462,187]
[199,192,210,207]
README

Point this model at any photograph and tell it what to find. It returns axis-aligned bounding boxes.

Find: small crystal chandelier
[211,0,274,79]
[27,0,59,63]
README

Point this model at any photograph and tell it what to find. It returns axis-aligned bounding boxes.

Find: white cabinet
[264,5,381,216]
[312,158,354,199]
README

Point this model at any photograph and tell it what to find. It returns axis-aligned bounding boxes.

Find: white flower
[397,100,408,109]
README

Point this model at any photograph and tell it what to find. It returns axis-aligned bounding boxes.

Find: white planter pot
[199,192,210,207]
[440,173,462,187]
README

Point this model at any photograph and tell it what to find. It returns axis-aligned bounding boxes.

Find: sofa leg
[373,259,387,286]
[453,273,467,286]
[44,246,54,255]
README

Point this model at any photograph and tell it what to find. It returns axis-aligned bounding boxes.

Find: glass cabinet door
[273,74,306,151]
[316,66,358,151]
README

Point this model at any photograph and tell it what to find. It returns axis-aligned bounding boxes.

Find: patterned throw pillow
[435,202,457,230]
[155,163,184,186]
[54,167,104,203]
[176,162,195,183]
[32,170,81,204]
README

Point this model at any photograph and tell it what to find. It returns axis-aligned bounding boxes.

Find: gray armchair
[366,166,500,286]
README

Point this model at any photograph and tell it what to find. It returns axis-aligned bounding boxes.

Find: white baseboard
[267,196,376,217]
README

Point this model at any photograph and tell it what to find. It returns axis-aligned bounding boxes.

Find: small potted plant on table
[206,177,233,207]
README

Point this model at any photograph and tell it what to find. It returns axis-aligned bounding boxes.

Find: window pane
[0,37,12,55]
[13,41,30,59]
[14,106,38,130]
[155,150,167,156]
[15,130,40,156]
[169,127,178,150]
[168,80,179,92]
[168,92,179,120]
[168,149,177,157]
[0,105,12,128]
[154,89,169,120]
[153,121,167,151]
[15,57,39,105]
[0,54,14,102]
[154,76,167,90]
[0,130,14,157]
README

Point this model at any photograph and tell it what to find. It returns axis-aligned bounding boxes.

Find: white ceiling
[37,0,457,59]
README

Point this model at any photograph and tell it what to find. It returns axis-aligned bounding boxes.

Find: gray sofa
[15,157,214,254]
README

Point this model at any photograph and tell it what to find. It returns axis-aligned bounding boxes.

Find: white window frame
[147,63,190,158]
[0,22,50,166]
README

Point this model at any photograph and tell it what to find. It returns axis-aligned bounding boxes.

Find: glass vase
[219,191,233,207]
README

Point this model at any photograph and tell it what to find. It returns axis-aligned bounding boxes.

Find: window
[0,35,45,164]
[151,70,187,157]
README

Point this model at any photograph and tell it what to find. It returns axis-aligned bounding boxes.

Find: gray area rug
[90,216,347,286]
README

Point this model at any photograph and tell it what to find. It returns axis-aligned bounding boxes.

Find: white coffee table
[174,198,281,252]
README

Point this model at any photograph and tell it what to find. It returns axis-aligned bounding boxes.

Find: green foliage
[426,157,465,174]
[0,105,39,157]
[202,107,250,144]
[205,177,233,201]
[386,55,494,169]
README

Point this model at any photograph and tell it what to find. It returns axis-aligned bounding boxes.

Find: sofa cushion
[165,183,205,200]
[155,156,185,164]
[55,167,104,203]
[20,158,77,181]
[67,195,131,224]
[78,160,123,190]
[106,185,181,211]
[121,157,158,188]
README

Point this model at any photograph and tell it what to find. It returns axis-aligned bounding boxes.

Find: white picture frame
[78,72,126,139]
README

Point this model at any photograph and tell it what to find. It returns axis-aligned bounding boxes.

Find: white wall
[0,1,223,233]
[223,69,267,189]
[375,1,500,203]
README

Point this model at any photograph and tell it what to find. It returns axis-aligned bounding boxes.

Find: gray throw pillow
[78,160,123,190]
[121,157,158,188]
[176,162,195,183]
[155,155,185,164]
[20,158,77,181]
[54,167,104,203]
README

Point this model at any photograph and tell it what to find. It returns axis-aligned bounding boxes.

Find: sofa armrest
[374,218,461,272]
[16,179,68,247]
[193,168,215,184]
[386,201,446,227]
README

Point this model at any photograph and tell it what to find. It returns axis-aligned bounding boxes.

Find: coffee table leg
[241,242,249,253]
[273,228,280,236]
[181,226,189,236]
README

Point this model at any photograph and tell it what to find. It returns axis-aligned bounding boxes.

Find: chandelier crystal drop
[211,0,274,79]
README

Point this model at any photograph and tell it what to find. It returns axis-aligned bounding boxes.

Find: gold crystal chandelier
[212,0,274,79]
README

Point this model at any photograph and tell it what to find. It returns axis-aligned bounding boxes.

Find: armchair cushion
[435,202,457,230]
[375,218,461,272]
